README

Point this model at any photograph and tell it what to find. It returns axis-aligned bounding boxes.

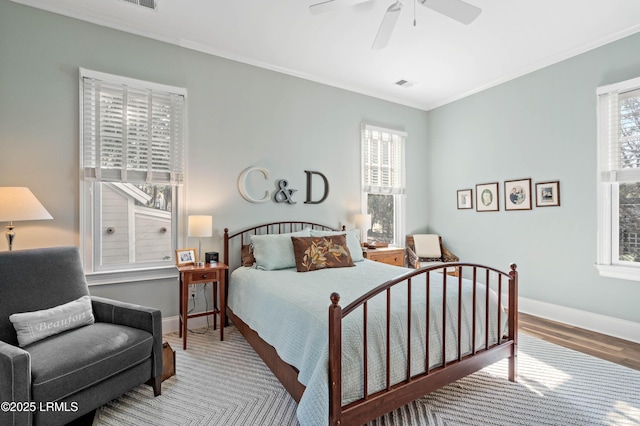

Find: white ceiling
[11,0,640,110]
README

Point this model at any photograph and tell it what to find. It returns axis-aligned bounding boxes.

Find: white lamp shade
[354,213,372,232]
[0,187,53,222]
[188,215,213,238]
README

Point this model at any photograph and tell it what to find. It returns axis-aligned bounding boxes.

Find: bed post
[223,228,229,266]
[328,292,342,426]
[508,263,518,382]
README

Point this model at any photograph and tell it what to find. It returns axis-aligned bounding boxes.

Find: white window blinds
[598,80,640,183]
[361,124,406,194]
[81,71,185,184]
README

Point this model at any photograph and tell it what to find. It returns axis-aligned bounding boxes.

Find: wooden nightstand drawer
[185,269,220,284]
[363,247,404,267]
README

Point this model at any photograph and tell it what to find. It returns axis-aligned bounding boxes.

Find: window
[361,124,406,246]
[80,69,186,283]
[597,76,640,281]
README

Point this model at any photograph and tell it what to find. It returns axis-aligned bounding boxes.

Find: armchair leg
[147,376,162,396]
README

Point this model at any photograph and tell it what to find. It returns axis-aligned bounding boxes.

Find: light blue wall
[427,32,640,324]
[0,1,428,317]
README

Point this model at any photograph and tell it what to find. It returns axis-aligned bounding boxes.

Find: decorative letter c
[238,166,270,203]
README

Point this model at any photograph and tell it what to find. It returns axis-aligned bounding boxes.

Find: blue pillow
[251,228,311,270]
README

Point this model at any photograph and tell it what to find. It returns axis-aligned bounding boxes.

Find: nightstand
[177,262,228,350]
[363,247,405,267]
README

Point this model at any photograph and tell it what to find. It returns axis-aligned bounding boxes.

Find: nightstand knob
[201,274,208,279]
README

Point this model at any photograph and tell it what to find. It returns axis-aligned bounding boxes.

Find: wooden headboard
[223,221,344,271]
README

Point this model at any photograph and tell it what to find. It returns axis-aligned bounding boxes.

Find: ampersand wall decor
[274,179,297,204]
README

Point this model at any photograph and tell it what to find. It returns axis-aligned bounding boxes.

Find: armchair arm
[0,341,31,426]
[441,245,459,263]
[406,246,420,269]
[91,297,163,383]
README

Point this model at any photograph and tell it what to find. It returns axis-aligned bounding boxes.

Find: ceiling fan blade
[419,0,481,25]
[309,0,373,15]
[372,1,403,50]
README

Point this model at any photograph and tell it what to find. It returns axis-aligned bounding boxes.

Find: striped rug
[95,327,640,426]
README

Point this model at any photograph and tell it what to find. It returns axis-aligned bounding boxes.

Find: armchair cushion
[412,234,442,258]
[9,296,94,347]
[26,323,153,403]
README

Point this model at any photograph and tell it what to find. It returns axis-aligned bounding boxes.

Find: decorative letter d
[304,171,329,204]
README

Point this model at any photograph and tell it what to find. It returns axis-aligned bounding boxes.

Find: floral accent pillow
[291,234,355,272]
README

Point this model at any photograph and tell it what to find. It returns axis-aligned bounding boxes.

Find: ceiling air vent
[121,0,157,10]
[394,79,416,88]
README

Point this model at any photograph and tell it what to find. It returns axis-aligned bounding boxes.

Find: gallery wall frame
[476,182,499,212]
[504,178,532,211]
[536,181,561,207]
[457,189,473,209]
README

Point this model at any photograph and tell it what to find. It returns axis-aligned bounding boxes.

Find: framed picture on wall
[457,189,473,209]
[505,178,532,211]
[476,182,499,212]
[536,181,560,207]
[175,248,197,266]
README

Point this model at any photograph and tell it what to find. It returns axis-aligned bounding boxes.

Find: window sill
[86,265,178,286]
[596,263,640,282]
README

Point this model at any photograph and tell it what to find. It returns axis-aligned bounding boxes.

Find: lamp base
[5,224,15,251]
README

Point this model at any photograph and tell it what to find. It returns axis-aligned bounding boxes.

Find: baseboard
[518,296,640,344]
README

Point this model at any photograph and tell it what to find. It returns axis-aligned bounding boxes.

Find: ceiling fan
[309,0,482,49]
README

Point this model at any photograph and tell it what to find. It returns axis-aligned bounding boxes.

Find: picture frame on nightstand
[175,248,196,266]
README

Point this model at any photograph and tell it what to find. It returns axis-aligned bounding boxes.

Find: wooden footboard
[328,263,518,426]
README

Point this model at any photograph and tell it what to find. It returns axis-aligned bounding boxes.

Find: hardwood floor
[519,312,640,371]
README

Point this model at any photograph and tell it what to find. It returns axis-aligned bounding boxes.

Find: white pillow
[9,295,95,347]
[251,228,311,270]
[310,229,364,262]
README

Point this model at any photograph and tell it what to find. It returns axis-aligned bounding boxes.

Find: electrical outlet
[189,285,197,299]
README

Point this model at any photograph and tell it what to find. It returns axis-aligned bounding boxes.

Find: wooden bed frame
[224,221,518,426]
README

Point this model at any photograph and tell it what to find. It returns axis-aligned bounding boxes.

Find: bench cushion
[26,322,153,402]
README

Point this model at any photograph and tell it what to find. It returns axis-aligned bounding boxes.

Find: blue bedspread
[228,260,504,426]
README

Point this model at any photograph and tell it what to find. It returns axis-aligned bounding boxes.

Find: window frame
[79,68,187,285]
[596,75,640,281]
[360,124,407,247]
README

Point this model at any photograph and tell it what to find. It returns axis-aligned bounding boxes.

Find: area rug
[94,327,640,426]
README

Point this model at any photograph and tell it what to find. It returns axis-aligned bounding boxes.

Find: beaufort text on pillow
[9,295,95,347]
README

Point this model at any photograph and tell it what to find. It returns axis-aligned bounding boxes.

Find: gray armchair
[0,247,162,426]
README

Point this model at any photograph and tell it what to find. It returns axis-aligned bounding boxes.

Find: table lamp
[188,215,212,267]
[354,213,371,247]
[0,187,53,251]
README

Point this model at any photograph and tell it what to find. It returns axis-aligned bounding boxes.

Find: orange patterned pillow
[291,234,354,272]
